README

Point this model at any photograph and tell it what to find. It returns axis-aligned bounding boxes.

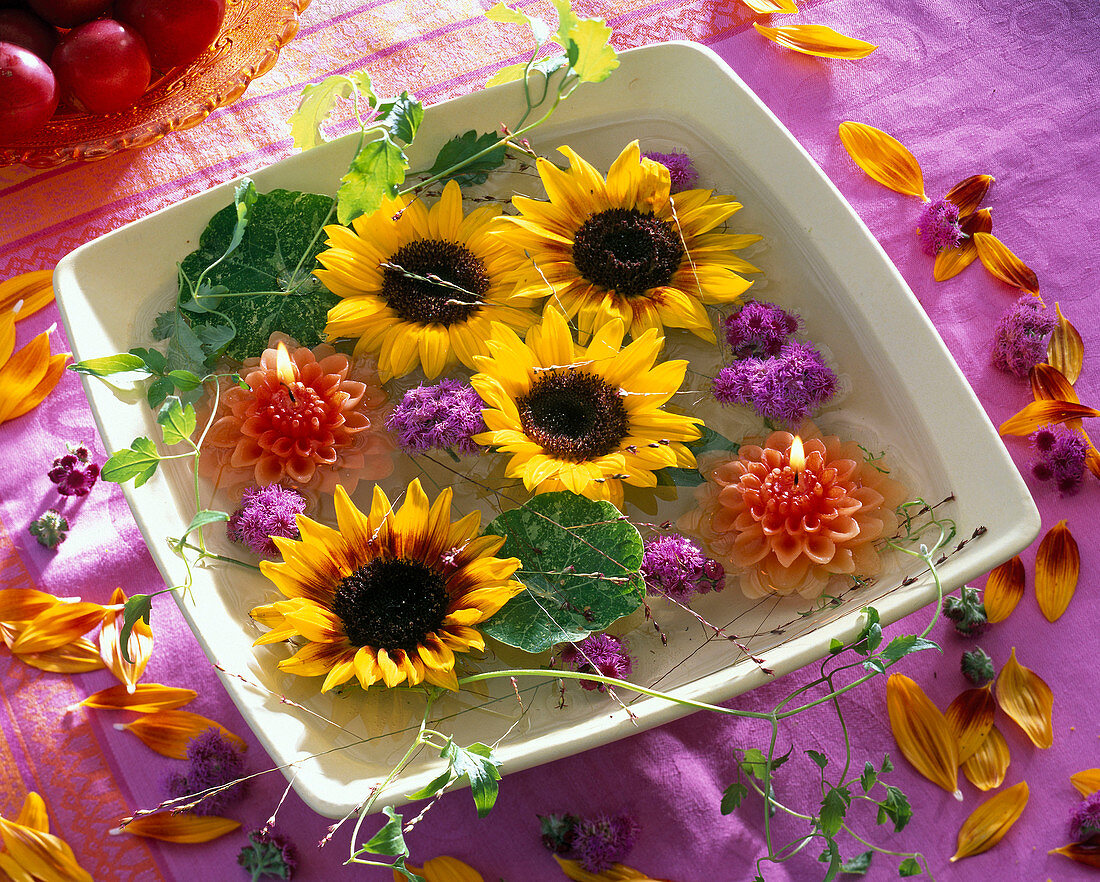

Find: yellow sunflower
[471,308,702,507]
[250,479,523,692]
[493,140,761,343]
[315,179,539,381]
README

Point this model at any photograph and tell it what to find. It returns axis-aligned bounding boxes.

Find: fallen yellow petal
[1030,362,1078,408]
[1047,303,1083,385]
[8,602,106,655]
[998,399,1100,436]
[1071,768,1100,797]
[933,207,992,282]
[839,122,927,199]
[944,174,994,218]
[950,780,1028,862]
[0,816,93,882]
[554,856,667,881]
[754,23,876,59]
[945,685,995,764]
[15,792,49,833]
[401,855,487,882]
[81,683,196,713]
[886,674,960,797]
[1049,838,1100,868]
[996,648,1053,748]
[741,0,798,12]
[973,231,1041,299]
[0,588,60,623]
[1034,520,1079,622]
[0,270,55,321]
[99,586,153,691]
[3,351,69,422]
[119,710,247,759]
[114,813,240,843]
[0,310,13,367]
[1088,446,1100,479]
[0,330,54,424]
[983,555,1024,624]
[16,636,105,674]
[961,725,1011,791]
[0,850,35,882]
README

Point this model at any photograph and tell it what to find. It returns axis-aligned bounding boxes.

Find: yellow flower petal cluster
[494,141,759,343]
[251,479,523,692]
[0,307,69,427]
[0,589,107,674]
[471,308,702,507]
[0,792,93,882]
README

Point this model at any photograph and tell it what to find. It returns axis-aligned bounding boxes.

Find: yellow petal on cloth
[3,351,69,422]
[0,327,70,425]
[1034,520,1079,622]
[886,673,960,797]
[16,792,49,833]
[400,855,486,882]
[983,555,1024,624]
[944,174,994,218]
[945,685,996,764]
[962,725,1010,791]
[1049,840,1100,868]
[973,231,1041,298]
[99,587,154,691]
[934,207,992,282]
[998,399,1100,436]
[0,270,55,321]
[16,636,105,674]
[838,121,927,199]
[742,0,797,12]
[80,683,196,713]
[0,817,93,882]
[1030,363,1079,412]
[1048,303,1084,385]
[996,648,1054,748]
[0,587,60,623]
[8,601,106,655]
[0,851,35,882]
[1071,768,1100,797]
[117,710,247,759]
[754,23,876,59]
[115,813,240,843]
[950,781,1029,862]
[554,856,669,881]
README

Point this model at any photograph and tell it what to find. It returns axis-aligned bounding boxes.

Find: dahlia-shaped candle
[680,429,907,599]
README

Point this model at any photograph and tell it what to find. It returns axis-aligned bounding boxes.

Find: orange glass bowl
[0,0,311,168]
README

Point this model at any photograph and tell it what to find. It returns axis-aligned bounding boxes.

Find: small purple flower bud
[642,150,699,193]
[47,444,100,497]
[227,485,306,558]
[558,634,633,691]
[386,380,486,455]
[991,296,1056,378]
[916,198,964,255]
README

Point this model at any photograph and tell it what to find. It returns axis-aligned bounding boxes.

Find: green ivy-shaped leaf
[101,438,161,487]
[119,593,152,664]
[427,130,506,187]
[440,740,502,819]
[289,71,375,150]
[156,398,197,446]
[337,136,407,225]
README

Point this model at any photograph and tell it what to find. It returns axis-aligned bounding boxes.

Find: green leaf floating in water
[481,491,645,653]
[177,189,340,361]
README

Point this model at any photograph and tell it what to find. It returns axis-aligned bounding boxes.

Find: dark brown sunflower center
[381,238,490,326]
[332,558,449,651]
[571,208,685,299]
[517,369,628,462]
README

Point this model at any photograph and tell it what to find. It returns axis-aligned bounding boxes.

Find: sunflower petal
[945,685,996,764]
[933,208,992,282]
[945,174,994,218]
[9,602,106,654]
[1034,520,1079,622]
[998,400,1100,436]
[755,23,876,59]
[961,725,1011,791]
[99,587,154,691]
[838,122,927,199]
[983,555,1024,624]
[553,856,664,881]
[973,232,1040,298]
[3,351,69,421]
[0,817,93,882]
[949,781,1028,862]
[16,637,105,673]
[0,270,55,320]
[80,683,196,713]
[401,856,486,882]
[996,648,1053,748]
[0,588,60,623]
[116,814,240,843]
[741,0,797,11]
[1049,837,1100,868]
[16,792,49,833]
[118,710,246,759]
[1071,769,1100,797]
[1048,303,1084,385]
[886,673,960,797]
[1030,363,1078,408]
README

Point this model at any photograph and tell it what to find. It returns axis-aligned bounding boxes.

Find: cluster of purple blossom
[1030,425,1087,495]
[916,198,964,256]
[722,299,799,359]
[558,633,633,691]
[163,728,248,816]
[227,484,306,558]
[539,811,640,872]
[991,295,1056,377]
[641,533,724,603]
[714,339,837,426]
[642,150,699,194]
[1071,791,1100,842]
[47,443,100,496]
[385,379,486,455]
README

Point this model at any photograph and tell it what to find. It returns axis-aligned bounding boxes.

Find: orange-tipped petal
[1030,363,1078,407]
[934,208,992,282]
[1071,769,1100,797]
[81,683,196,713]
[1048,303,1084,386]
[8,602,106,654]
[0,817,93,882]
[115,813,240,843]
[996,648,1053,748]
[754,23,876,59]
[16,792,49,833]
[945,174,994,218]
[742,0,797,11]
[949,781,1029,862]
[119,710,247,759]
[1034,520,1079,622]
[0,270,55,321]
[838,121,927,199]
[16,637,105,674]
[998,400,1100,436]
[401,856,487,882]
[945,685,996,764]
[983,555,1024,624]
[553,856,667,881]
[0,588,59,623]
[973,231,1041,298]
[0,331,53,424]
[99,587,153,691]
[961,725,1011,791]
[1049,838,1100,868]
[886,673,960,797]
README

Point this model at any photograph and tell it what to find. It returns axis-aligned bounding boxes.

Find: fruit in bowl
[51,19,152,114]
[0,40,59,134]
[115,0,226,70]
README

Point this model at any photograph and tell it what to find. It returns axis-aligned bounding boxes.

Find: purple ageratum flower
[1071,792,1100,841]
[47,444,100,497]
[991,295,1056,378]
[1030,424,1087,495]
[722,300,800,359]
[642,150,699,194]
[227,485,306,558]
[238,827,298,881]
[916,198,963,255]
[572,813,640,873]
[163,728,248,815]
[641,533,725,603]
[713,340,837,425]
[558,634,633,692]
[386,379,486,455]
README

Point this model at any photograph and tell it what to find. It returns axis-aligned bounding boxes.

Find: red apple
[51,18,150,113]
[114,0,225,70]
[0,9,59,60]
[0,40,59,136]
[27,0,112,28]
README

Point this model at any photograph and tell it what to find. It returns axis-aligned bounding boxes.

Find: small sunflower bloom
[494,141,760,343]
[471,309,702,507]
[316,179,539,381]
[250,479,523,693]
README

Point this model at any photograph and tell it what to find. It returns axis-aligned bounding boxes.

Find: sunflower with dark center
[493,140,762,343]
[315,179,540,381]
[470,308,703,507]
[249,480,523,692]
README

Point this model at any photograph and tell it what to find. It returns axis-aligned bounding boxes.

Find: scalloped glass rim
[0,0,310,169]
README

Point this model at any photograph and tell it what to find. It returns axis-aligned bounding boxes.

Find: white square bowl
[54,41,1039,818]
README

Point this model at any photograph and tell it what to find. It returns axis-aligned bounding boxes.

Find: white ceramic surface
[54,42,1039,818]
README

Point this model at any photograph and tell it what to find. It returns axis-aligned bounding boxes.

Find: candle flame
[274,342,297,387]
[789,435,806,473]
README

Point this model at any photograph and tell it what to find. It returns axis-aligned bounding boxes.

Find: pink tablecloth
[1,0,1098,879]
